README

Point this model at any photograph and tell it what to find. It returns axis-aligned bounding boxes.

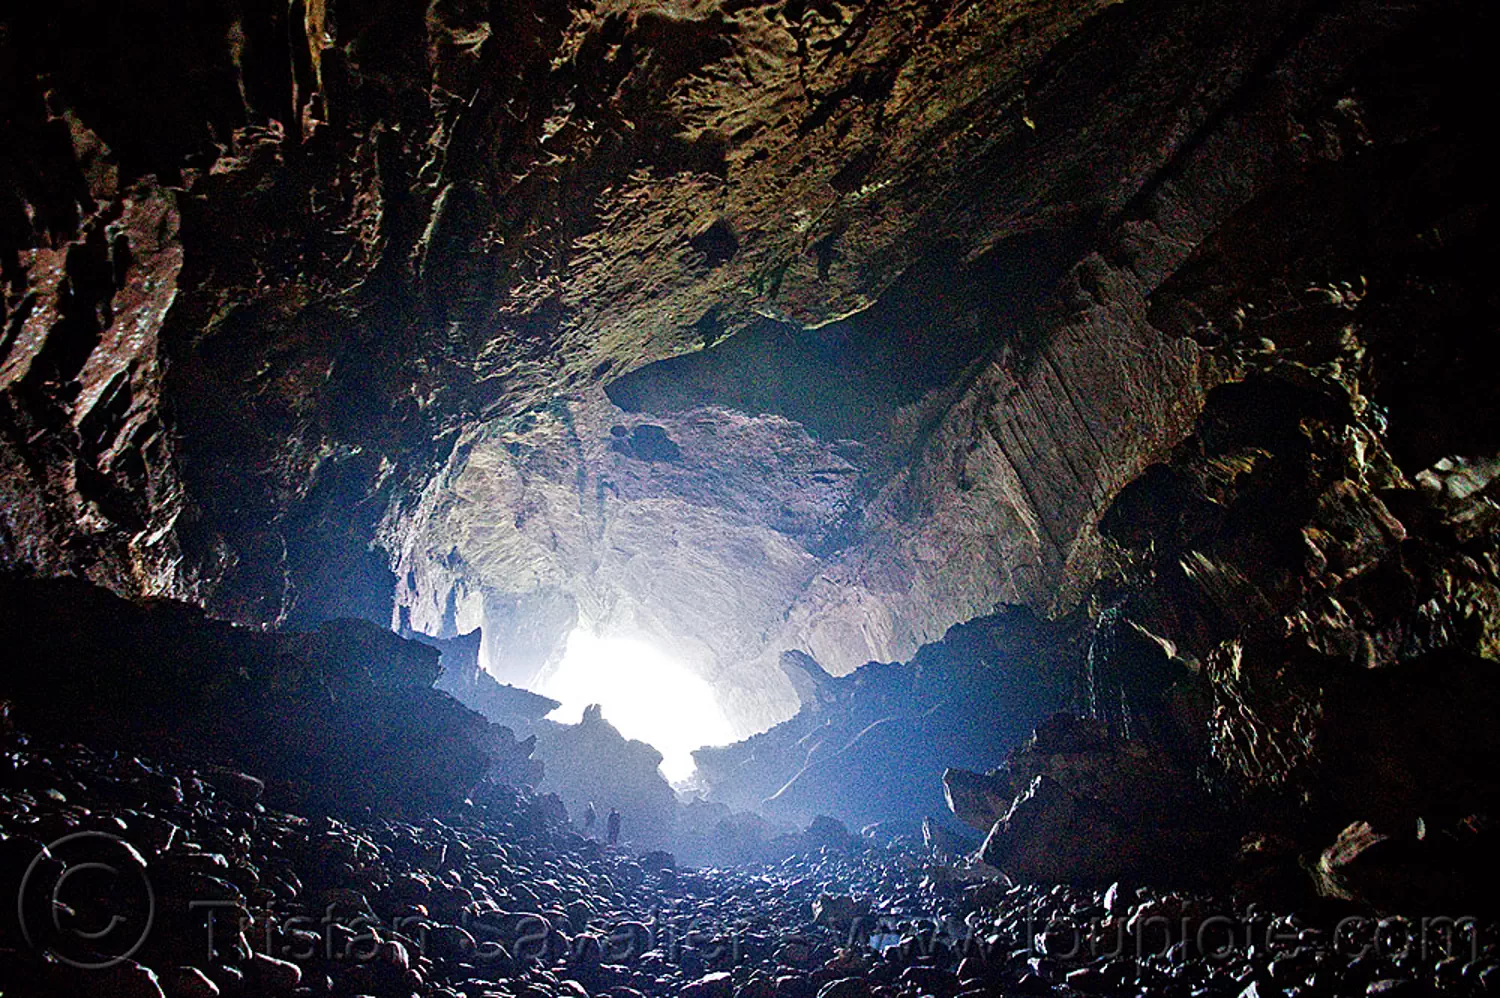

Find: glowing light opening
[535,629,735,783]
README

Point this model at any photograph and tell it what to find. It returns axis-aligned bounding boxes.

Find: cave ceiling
[0,0,1439,732]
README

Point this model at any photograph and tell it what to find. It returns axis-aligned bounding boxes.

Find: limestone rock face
[694,605,1081,829]
[1314,817,1499,913]
[367,0,1486,728]
[4,0,1464,737]
[3,0,1496,894]
[1091,69,1500,839]
[1005,8,1500,900]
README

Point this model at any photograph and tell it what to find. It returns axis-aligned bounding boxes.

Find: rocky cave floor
[2,722,1496,998]
[4,1,1500,995]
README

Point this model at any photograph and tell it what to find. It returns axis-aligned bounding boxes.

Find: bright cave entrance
[534,628,736,784]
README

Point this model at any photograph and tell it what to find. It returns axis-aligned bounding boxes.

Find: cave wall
[3,0,1491,742]
[917,2,1499,895]
[3,0,1130,629]
[1097,4,1500,842]
[383,0,1464,731]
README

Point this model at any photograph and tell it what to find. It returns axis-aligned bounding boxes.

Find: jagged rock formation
[0,574,541,813]
[694,606,1081,830]
[1080,11,1498,899]
[409,629,690,853]
[969,714,1221,887]
[412,626,563,731]
[926,5,1500,901]
[340,0,1500,730]
[533,704,681,852]
[2,0,1497,915]
[7,0,1486,739]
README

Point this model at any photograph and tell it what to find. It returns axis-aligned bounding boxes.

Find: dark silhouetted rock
[977,715,1219,886]
[942,768,1016,836]
[0,575,540,815]
[408,627,561,729]
[698,607,1081,833]
[1315,817,1498,913]
[201,767,263,808]
[534,705,679,851]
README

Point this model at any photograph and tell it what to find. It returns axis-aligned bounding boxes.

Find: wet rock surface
[1059,7,1500,907]
[4,721,1499,998]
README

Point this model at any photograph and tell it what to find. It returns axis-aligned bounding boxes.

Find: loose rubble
[4,720,1497,998]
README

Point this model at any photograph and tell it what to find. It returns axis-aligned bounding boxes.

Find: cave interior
[2,0,1499,994]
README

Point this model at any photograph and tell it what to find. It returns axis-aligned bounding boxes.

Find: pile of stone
[2,720,1496,998]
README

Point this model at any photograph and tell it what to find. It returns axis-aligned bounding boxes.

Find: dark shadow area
[606,229,1086,441]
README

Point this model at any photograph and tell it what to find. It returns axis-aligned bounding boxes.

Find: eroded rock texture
[3,0,1498,909]
[7,0,1480,739]
[694,605,1081,830]
[974,715,1221,888]
[920,4,1500,901]
[378,0,1498,731]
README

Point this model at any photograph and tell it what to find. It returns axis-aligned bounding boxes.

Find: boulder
[683,972,735,998]
[640,849,677,872]
[816,980,872,998]
[942,768,1015,835]
[246,952,302,993]
[161,967,220,998]
[201,767,264,808]
[921,817,976,857]
[804,816,857,853]
[978,714,1217,885]
[811,894,868,929]
[94,961,166,998]
[1230,832,1314,909]
[533,705,679,851]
